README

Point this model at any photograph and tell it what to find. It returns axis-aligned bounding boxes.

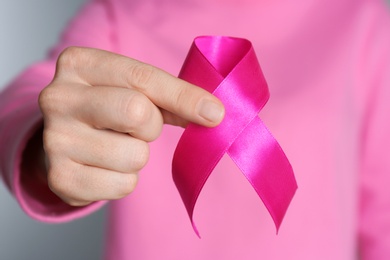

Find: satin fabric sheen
[173,36,297,236]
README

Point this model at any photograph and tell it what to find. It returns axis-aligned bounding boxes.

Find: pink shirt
[1,0,390,259]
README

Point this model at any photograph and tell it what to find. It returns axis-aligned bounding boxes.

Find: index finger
[56,47,225,127]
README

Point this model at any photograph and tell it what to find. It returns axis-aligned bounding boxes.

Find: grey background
[0,0,106,259]
[1,1,390,260]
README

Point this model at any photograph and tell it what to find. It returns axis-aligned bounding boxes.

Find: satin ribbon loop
[173,36,297,237]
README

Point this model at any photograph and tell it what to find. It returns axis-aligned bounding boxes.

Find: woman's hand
[38,47,224,206]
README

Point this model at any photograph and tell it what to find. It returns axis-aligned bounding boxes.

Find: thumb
[160,96,225,128]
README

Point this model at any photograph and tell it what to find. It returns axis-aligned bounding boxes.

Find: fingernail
[198,99,224,124]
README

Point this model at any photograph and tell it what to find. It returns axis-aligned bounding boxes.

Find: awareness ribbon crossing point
[172,36,297,237]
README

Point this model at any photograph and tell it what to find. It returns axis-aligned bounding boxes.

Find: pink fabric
[1,0,390,259]
[173,36,297,236]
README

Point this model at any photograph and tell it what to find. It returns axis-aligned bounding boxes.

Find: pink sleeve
[358,3,390,258]
[0,0,117,223]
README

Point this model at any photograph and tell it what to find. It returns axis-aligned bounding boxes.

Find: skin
[38,47,225,207]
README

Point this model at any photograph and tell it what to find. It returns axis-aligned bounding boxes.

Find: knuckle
[127,63,155,89]
[47,167,70,198]
[39,82,74,116]
[116,174,138,198]
[172,85,192,113]
[119,93,151,127]
[56,46,83,72]
[47,165,89,206]
[38,86,60,113]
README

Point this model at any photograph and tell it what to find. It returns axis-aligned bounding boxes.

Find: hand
[38,47,224,206]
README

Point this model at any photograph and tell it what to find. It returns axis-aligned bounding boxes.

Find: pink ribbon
[172,36,297,237]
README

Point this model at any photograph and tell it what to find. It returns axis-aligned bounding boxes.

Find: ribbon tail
[227,116,297,231]
[172,124,228,237]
